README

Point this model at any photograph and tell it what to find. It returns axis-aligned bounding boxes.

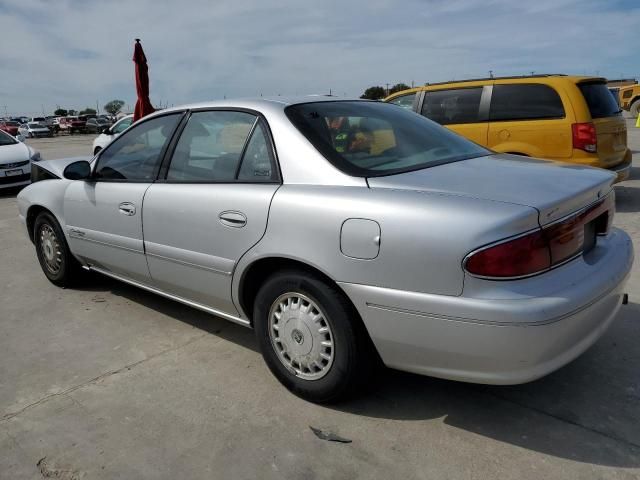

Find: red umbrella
[132,39,155,122]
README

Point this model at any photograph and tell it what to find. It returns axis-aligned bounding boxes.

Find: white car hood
[0,142,30,165]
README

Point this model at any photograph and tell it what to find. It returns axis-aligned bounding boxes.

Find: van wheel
[630,100,640,117]
[253,269,375,403]
[34,212,83,287]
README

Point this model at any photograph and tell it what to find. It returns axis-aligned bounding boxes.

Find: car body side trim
[88,265,250,327]
[67,226,142,254]
[144,240,234,276]
[365,278,620,327]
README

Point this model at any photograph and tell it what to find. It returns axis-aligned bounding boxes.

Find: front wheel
[253,270,375,403]
[34,212,82,287]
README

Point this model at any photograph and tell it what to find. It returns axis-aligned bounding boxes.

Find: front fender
[17,178,72,242]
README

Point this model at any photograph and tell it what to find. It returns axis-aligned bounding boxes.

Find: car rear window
[490,84,565,121]
[578,82,622,119]
[285,101,489,177]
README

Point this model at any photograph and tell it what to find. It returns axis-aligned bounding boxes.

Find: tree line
[360,83,411,100]
[53,100,126,117]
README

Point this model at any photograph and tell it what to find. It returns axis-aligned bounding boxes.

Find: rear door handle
[218,211,247,228]
[119,202,136,216]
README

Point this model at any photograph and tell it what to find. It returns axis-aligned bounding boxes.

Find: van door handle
[219,211,247,228]
[119,202,136,216]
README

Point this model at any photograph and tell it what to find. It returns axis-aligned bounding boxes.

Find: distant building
[606,78,637,88]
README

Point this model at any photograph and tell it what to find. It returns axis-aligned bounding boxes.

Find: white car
[92,114,133,155]
[18,122,51,138]
[0,130,40,189]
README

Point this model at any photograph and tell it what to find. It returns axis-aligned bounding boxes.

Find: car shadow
[72,272,640,468]
[615,166,640,213]
[0,185,26,198]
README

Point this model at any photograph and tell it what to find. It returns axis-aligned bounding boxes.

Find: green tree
[360,86,386,100]
[79,107,97,115]
[103,99,125,116]
[389,83,411,95]
[54,108,68,116]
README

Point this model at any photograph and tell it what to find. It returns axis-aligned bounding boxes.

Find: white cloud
[0,0,637,116]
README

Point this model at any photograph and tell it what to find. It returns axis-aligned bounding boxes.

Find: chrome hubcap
[268,292,334,381]
[39,224,62,274]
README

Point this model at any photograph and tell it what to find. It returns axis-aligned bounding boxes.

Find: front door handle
[119,202,136,216]
[219,211,247,228]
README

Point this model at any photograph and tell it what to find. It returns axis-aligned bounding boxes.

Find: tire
[630,99,640,117]
[34,212,82,287]
[253,269,375,403]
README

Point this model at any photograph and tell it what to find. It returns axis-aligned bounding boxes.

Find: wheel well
[26,205,51,243]
[239,257,344,323]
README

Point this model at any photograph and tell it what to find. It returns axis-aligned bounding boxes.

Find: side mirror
[16,134,25,142]
[63,160,92,180]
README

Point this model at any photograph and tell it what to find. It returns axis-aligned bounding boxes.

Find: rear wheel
[630,99,640,117]
[253,269,375,403]
[34,212,82,287]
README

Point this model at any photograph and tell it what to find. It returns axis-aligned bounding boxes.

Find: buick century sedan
[17,97,633,402]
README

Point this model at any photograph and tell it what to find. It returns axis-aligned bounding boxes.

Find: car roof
[384,75,608,101]
[146,96,370,118]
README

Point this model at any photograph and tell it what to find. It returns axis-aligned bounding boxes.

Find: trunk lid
[367,154,615,226]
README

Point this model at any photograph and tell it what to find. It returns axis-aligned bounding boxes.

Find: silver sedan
[16,97,633,402]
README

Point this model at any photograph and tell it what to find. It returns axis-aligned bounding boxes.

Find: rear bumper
[610,150,632,183]
[340,228,633,385]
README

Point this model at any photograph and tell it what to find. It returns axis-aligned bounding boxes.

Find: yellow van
[618,84,640,116]
[385,75,632,182]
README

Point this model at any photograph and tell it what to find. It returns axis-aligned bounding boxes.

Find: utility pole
[488,70,494,79]
[385,83,390,96]
[96,100,99,115]
[2,105,7,117]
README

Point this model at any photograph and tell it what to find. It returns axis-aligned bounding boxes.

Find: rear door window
[489,84,565,121]
[421,88,483,125]
[388,93,416,110]
[578,82,622,119]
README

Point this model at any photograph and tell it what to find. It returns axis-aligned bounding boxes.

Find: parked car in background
[385,75,632,182]
[618,84,640,116]
[30,117,46,124]
[67,116,87,134]
[0,120,21,136]
[17,97,633,402]
[45,116,60,134]
[0,129,40,189]
[85,117,112,134]
[18,122,51,138]
[92,114,133,154]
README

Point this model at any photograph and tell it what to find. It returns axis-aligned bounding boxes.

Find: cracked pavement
[1,120,639,479]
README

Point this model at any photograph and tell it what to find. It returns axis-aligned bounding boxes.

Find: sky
[0,0,639,116]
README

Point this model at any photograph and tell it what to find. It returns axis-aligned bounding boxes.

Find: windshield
[0,130,18,145]
[285,101,489,177]
[578,82,622,119]
[28,122,43,128]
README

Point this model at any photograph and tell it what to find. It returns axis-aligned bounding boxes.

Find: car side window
[166,111,256,182]
[490,84,565,121]
[112,117,132,134]
[388,93,416,110]
[237,121,278,182]
[94,113,181,181]
[421,88,483,125]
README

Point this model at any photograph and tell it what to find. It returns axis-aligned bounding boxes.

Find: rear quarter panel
[232,184,539,316]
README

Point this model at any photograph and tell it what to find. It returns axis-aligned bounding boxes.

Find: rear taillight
[572,122,597,153]
[465,195,614,279]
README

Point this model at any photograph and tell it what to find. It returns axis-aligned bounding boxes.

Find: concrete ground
[1,122,639,480]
